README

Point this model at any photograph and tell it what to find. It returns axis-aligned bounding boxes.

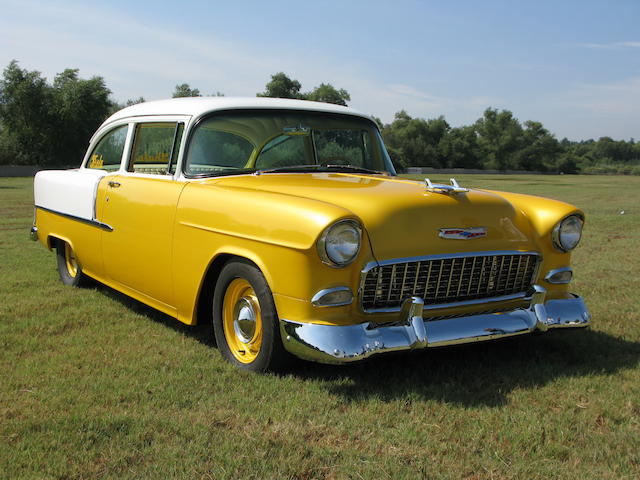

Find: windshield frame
[182,108,397,179]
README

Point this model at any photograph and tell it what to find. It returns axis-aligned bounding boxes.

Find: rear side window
[129,123,183,175]
[86,125,128,171]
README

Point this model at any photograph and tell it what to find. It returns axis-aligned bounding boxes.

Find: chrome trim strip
[35,205,113,232]
[364,292,529,314]
[311,287,354,307]
[361,250,541,274]
[544,267,573,284]
[280,289,590,364]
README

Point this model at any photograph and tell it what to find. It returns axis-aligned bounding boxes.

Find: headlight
[552,215,584,252]
[317,219,362,267]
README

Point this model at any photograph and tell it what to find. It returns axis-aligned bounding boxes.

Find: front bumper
[280,285,590,364]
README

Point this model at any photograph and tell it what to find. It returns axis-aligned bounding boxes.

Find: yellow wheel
[222,278,263,364]
[65,242,79,278]
[56,240,88,287]
[213,260,287,372]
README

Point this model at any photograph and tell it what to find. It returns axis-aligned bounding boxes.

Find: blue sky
[1,0,638,140]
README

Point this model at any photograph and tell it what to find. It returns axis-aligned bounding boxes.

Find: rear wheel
[213,260,287,372]
[56,241,89,287]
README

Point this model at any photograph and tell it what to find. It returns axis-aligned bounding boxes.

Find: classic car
[31,97,590,371]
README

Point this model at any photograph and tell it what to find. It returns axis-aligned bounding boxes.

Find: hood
[212,173,536,261]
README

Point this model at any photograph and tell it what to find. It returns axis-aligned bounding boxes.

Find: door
[100,121,185,309]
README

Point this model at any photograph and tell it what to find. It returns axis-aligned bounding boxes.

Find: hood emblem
[439,227,487,239]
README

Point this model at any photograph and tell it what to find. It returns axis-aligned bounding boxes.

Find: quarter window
[86,125,128,171]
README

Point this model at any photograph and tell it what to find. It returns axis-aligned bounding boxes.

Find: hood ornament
[424,177,468,195]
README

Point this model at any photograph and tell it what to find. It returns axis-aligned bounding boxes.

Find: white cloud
[0,0,277,100]
[574,41,640,49]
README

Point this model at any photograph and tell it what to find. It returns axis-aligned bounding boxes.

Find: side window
[86,125,128,171]
[129,123,183,175]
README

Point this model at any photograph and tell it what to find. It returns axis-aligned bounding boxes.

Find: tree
[306,83,350,106]
[0,60,55,164]
[0,60,114,166]
[474,108,524,171]
[257,73,351,106]
[381,111,450,168]
[257,72,303,99]
[515,121,560,171]
[126,97,146,106]
[173,83,201,98]
[439,125,482,169]
[52,68,113,166]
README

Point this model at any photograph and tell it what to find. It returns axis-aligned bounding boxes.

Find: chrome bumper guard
[29,226,39,241]
[280,285,590,364]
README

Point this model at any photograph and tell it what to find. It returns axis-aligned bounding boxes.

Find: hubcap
[222,278,263,363]
[233,297,258,343]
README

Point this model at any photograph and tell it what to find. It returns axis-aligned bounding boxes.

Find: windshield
[184,110,396,177]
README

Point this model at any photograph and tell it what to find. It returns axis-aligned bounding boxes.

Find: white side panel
[34,169,109,221]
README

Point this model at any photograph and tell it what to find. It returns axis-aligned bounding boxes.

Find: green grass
[1,175,639,479]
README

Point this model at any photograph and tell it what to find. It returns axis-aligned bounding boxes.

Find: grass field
[1,174,639,479]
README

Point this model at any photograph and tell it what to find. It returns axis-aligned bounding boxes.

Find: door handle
[108,181,121,188]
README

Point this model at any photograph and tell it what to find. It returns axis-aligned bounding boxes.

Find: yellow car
[31,97,590,371]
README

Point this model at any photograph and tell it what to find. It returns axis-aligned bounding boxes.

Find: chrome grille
[361,252,540,311]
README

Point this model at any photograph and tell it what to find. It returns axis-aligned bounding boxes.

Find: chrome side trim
[280,287,590,364]
[544,267,573,284]
[311,287,354,307]
[35,205,113,232]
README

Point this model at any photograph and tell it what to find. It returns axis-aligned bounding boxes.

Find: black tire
[212,260,288,372]
[56,240,89,287]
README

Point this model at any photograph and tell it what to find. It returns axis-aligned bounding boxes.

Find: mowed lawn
[1,174,639,480]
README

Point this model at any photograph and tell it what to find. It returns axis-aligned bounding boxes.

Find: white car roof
[102,97,372,126]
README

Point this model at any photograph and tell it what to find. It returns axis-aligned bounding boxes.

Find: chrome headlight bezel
[552,214,584,252]
[317,219,362,268]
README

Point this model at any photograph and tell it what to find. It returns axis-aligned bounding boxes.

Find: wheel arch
[46,234,73,252]
[193,251,270,326]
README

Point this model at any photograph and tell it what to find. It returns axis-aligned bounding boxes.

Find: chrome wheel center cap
[233,297,257,343]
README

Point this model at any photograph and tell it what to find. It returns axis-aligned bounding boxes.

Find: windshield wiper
[255,164,323,175]
[256,164,385,175]
[323,164,384,175]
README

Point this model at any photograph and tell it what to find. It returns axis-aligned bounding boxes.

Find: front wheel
[212,260,287,372]
[56,240,89,287]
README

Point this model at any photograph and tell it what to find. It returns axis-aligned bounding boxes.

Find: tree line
[1,61,638,174]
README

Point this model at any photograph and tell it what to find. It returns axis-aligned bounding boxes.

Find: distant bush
[581,164,640,175]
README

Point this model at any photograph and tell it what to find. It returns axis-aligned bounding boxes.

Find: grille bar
[361,252,540,312]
